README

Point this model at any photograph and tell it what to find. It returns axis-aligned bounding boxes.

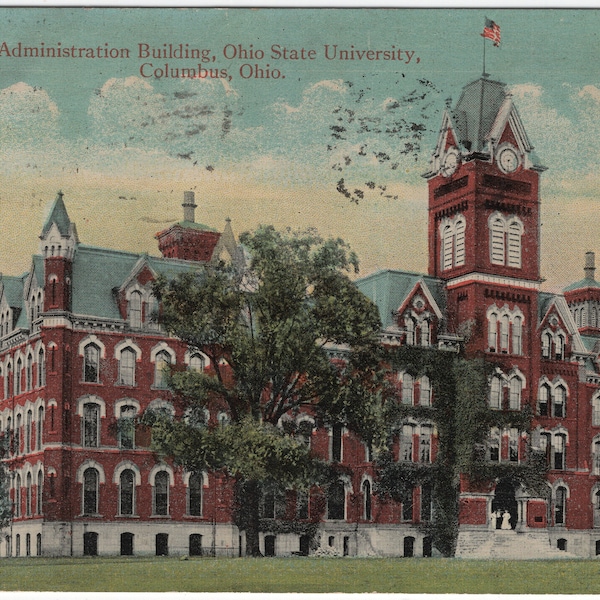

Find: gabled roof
[355,269,445,330]
[538,292,587,354]
[1,274,26,309]
[71,245,202,320]
[563,277,600,293]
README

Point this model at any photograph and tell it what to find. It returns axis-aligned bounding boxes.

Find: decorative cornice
[445,272,541,291]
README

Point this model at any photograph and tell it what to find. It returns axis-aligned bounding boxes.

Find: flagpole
[482,32,489,78]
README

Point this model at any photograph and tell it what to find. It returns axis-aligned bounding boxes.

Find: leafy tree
[0,435,12,531]
[150,225,383,556]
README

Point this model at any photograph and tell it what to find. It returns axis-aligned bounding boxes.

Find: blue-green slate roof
[355,269,446,329]
[41,192,72,237]
[563,277,600,293]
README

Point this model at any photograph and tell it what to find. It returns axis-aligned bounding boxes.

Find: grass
[1,556,600,593]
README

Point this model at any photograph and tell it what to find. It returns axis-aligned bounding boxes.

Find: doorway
[491,479,518,530]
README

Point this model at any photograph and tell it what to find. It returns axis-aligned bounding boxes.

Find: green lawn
[1,556,600,593]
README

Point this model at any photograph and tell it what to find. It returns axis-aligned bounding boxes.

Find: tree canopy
[150,225,384,555]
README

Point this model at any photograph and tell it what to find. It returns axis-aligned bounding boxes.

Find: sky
[0,7,598,291]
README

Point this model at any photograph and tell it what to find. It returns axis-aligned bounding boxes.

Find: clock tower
[423,77,546,355]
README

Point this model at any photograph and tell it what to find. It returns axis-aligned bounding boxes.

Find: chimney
[585,251,596,280]
[182,191,197,223]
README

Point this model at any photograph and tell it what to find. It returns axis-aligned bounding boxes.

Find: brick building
[1,74,600,559]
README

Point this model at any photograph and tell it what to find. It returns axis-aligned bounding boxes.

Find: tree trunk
[241,480,263,557]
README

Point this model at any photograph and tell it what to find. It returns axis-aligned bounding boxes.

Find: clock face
[441,149,459,177]
[497,146,520,173]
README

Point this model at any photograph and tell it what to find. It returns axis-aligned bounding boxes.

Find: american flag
[482,18,501,47]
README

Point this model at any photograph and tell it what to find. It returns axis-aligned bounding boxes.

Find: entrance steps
[455,529,578,559]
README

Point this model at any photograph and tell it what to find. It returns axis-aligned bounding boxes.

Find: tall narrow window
[83,403,100,448]
[555,486,567,525]
[593,441,600,476]
[188,354,205,372]
[15,474,21,517]
[421,484,433,523]
[488,428,501,462]
[26,354,33,391]
[154,471,169,516]
[509,428,519,462]
[119,469,135,516]
[509,377,522,410]
[500,314,510,352]
[25,410,32,454]
[83,468,99,515]
[419,376,431,406]
[512,316,523,355]
[420,320,431,347]
[118,405,136,449]
[36,406,43,450]
[362,480,372,521]
[507,219,523,268]
[331,423,343,462]
[538,384,550,416]
[489,376,503,409]
[401,373,414,405]
[83,344,100,383]
[419,425,432,463]
[542,332,552,359]
[554,386,566,418]
[119,348,136,386]
[488,312,498,351]
[128,291,142,329]
[188,472,203,516]
[37,347,45,387]
[15,414,21,455]
[36,470,43,515]
[14,358,22,396]
[405,318,415,346]
[402,489,414,522]
[454,218,466,266]
[490,217,506,265]
[400,424,414,462]
[442,224,453,271]
[26,473,32,516]
[154,351,171,389]
[593,394,600,426]
[555,335,565,361]
[327,480,345,520]
[4,362,11,399]
[554,435,566,470]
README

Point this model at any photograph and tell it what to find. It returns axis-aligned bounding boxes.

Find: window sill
[81,381,103,386]
[150,514,172,519]
[116,514,140,519]
[78,513,103,518]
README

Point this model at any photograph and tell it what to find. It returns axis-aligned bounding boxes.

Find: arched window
[400,424,414,462]
[593,394,600,427]
[154,471,169,516]
[118,405,136,449]
[327,480,345,520]
[454,218,466,266]
[26,473,32,516]
[83,343,100,383]
[593,441,600,476]
[154,350,171,389]
[331,423,343,462]
[554,386,566,418]
[36,470,43,515]
[555,486,567,525]
[401,373,414,405]
[419,425,432,463]
[542,332,552,359]
[555,334,565,361]
[362,480,372,521]
[512,316,523,355]
[509,428,519,462]
[26,354,33,391]
[489,376,503,409]
[14,357,22,396]
[509,377,522,410]
[15,414,21,455]
[37,347,45,387]
[4,362,11,399]
[15,474,21,517]
[128,291,142,329]
[442,224,453,271]
[488,312,498,351]
[36,406,43,451]
[554,435,566,470]
[538,383,551,416]
[500,314,510,352]
[119,348,136,386]
[419,376,431,406]
[507,219,523,268]
[82,403,100,448]
[25,410,32,454]
[420,320,431,347]
[83,468,99,515]
[488,427,501,462]
[188,353,205,372]
[405,317,416,346]
[490,216,506,265]
[188,472,203,516]
[119,469,135,516]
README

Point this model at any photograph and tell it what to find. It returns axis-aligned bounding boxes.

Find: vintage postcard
[0,6,599,594]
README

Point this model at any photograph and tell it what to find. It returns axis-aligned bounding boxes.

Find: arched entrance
[491,479,518,530]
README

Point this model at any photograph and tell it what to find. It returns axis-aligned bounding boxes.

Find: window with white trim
[154,471,169,516]
[489,375,503,409]
[119,469,135,516]
[188,472,203,516]
[119,348,136,386]
[83,403,100,448]
[419,375,431,406]
[128,291,142,329]
[83,343,100,383]
[509,377,522,410]
[83,468,99,515]
[154,350,171,389]
[401,373,414,405]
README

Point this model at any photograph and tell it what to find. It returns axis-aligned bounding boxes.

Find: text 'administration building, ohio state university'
[2,74,600,559]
